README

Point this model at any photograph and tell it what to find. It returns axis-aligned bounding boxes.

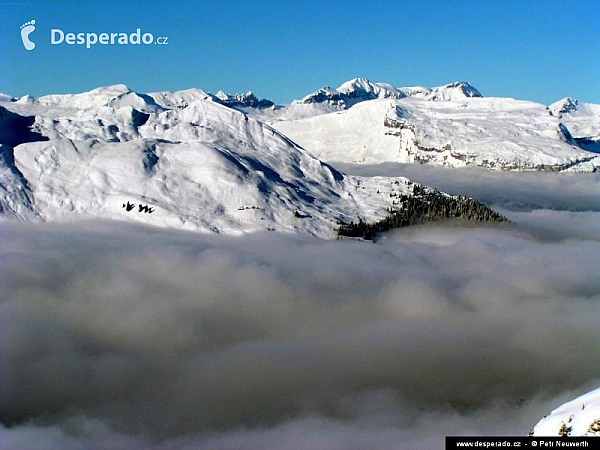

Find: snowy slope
[1,87,432,238]
[7,84,162,120]
[0,106,46,219]
[270,100,402,163]
[0,144,38,220]
[147,88,211,110]
[271,96,600,171]
[533,387,600,436]
[550,97,600,153]
[426,81,482,101]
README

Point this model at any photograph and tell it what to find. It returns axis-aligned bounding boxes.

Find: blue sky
[1,0,598,104]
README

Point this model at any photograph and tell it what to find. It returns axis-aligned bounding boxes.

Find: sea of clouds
[1,165,599,449]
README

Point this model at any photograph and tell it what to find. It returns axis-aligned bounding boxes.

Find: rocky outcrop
[337,184,508,240]
[215,91,274,109]
[302,88,355,106]
[382,109,597,171]
[301,78,406,108]
[549,97,579,117]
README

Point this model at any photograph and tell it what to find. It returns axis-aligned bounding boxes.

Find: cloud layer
[334,162,600,212]
[1,166,600,449]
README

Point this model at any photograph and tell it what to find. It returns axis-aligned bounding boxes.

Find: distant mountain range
[1,82,507,237]
[251,78,599,171]
[0,77,597,235]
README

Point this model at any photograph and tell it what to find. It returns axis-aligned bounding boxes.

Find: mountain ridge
[297,78,483,109]
[0,80,597,237]
[0,88,506,238]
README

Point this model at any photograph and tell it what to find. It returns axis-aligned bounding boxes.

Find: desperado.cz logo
[20,19,168,50]
[20,20,36,50]
[52,28,169,48]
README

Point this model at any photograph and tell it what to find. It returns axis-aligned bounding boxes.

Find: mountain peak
[81,84,133,98]
[549,97,579,116]
[427,81,482,101]
[337,77,375,91]
[300,78,483,107]
[337,78,405,98]
[302,78,405,107]
[215,90,229,101]
[214,90,274,109]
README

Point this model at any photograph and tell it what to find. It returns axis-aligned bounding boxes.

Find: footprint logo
[20,20,36,50]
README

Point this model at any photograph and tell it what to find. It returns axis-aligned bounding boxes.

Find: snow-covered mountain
[242,78,484,123]
[549,97,600,153]
[6,84,276,117]
[550,97,580,117]
[1,84,504,238]
[267,80,599,171]
[301,77,406,108]
[216,77,597,172]
[11,84,163,117]
[426,80,483,101]
[300,78,481,107]
[2,79,597,236]
[533,387,600,436]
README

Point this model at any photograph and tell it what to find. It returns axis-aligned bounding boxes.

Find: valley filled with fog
[2,164,599,449]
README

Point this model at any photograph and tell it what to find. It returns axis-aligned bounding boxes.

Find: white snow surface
[147,88,211,109]
[549,97,600,152]
[533,387,600,436]
[0,86,419,238]
[271,96,600,171]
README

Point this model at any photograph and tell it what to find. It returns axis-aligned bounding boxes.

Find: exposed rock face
[271,95,600,171]
[337,184,508,240]
[300,78,407,109]
[549,97,579,117]
[300,79,483,108]
[215,90,274,109]
[302,88,356,106]
[549,97,600,154]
